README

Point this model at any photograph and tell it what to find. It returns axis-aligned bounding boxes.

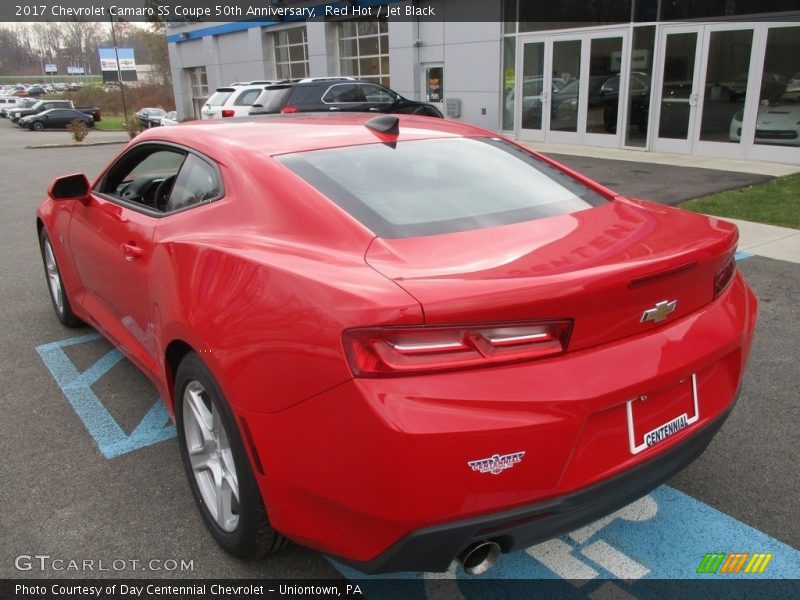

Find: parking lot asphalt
[1,121,797,585]
[546,153,773,205]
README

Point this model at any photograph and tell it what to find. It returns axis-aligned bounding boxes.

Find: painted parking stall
[333,487,799,597]
[36,333,175,459]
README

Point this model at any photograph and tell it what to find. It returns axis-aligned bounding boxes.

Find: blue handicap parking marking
[735,250,755,261]
[331,485,800,597]
[36,333,176,459]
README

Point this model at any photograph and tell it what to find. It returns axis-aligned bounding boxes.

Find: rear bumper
[239,271,757,572]
[334,398,735,573]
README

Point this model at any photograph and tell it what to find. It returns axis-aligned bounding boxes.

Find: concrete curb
[25,139,129,149]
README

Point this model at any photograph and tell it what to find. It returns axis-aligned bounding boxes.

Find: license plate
[626,374,699,455]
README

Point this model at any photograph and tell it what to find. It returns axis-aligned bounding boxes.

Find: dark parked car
[550,76,608,126]
[2,97,36,118]
[11,99,101,123]
[11,100,73,122]
[136,107,167,128]
[249,79,443,118]
[599,73,652,133]
[19,108,94,131]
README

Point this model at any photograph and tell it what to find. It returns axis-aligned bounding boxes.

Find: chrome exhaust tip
[458,540,501,575]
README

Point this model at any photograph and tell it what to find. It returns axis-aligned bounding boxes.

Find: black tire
[411,105,439,117]
[32,121,43,131]
[39,228,81,327]
[175,353,288,559]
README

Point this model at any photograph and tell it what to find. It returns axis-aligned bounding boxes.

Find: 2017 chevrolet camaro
[36,113,757,574]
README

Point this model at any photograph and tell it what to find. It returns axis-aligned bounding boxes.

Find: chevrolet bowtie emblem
[641,300,677,323]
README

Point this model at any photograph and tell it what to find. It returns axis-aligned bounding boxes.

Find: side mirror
[48,173,90,201]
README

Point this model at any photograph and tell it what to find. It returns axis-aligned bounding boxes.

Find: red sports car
[36,113,757,574]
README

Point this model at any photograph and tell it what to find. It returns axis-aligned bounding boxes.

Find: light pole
[109,13,129,123]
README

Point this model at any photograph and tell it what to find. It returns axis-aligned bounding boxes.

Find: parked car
[12,99,73,122]
[726,71,786,102]
[599,72,652,133]
[36,113,756,575]
[135,108,167,128]
[249,79,444,117]
[160,111,179,126]
[3,97,36,118]
[200,82,279,119]
[19,108,94,131]
[12,99,101,123]
[729,92,800,146]
[0,96,22,116]
[549,76,608,127]
[505,76,567,129]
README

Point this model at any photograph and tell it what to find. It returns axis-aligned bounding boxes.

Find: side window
[234,88,261,106]
[322,84,364,103]
[164,154,222,213]
[49,110,64,118]
[360,84,396,104]
[97,146,187,212]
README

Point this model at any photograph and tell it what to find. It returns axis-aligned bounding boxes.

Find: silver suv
[201,82,280,119]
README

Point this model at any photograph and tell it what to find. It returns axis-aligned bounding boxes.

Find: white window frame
[337,19,389,86]
[273,26,309,80]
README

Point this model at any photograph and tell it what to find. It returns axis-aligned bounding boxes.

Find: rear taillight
[221,109,235,118]
[280,106,298,114]
[714,255,736,298]
[343,320,572,377]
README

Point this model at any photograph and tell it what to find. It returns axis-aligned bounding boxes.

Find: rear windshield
[206,90,233,106]
[277,137,608,238]
[252,87,294,112]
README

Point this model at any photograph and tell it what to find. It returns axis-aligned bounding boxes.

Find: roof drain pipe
[457,540,502,575]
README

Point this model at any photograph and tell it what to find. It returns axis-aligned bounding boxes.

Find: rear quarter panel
[149,156,423,414]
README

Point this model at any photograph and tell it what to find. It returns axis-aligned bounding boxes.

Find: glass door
[652,26,703,154]
[748,24,800,164]
[547,37,583,143]
[693,25,756,159]
[516,38,547,141]
[517,31,628,147]
[583,31,628,148]
[422,63,445,116]
[516,35,585,143]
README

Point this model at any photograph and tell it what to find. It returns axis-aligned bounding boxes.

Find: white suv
[201,83,279,119]
[0,96,22,117]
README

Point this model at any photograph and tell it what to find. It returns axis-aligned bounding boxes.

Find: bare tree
[61,21,105,73]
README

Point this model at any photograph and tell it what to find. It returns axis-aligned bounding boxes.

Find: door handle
[689,92,698,107]
[120,243,143,261]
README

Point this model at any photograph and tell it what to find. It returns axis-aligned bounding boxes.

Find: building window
[274,27,309,79]
[187,67,208,119]
[189,66,208,98]
[338,19,389,87]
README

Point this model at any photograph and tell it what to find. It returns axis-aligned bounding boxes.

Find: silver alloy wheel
[43,239,64,315]
[182,380,240,532]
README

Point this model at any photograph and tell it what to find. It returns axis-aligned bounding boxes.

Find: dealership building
[166,0,800,165]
